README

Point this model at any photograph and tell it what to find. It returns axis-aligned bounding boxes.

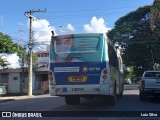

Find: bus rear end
[49,33,111,105]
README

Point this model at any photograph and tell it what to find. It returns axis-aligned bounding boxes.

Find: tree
[18,52,38,88]
[150,0,160,36]
[0,32,25,56]
[124,66,136,83]
[0,32,25,68]
[19,52,38,68]
[107,6,160,78]
[0,55,10,70]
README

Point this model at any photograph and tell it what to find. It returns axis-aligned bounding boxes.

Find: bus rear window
[51,34,103,62]
[54,36,100,54]
[74,37,100,53]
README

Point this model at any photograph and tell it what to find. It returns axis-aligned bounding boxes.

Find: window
[13,77,18,80]
[108,44,118,68]
[145,72,160,78]
[0,73,9,83]
[41,54,43,57]
[45,53,49,57]
[55,36,100,53]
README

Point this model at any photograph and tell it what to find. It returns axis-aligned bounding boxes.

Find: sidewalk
[0,94,50,102]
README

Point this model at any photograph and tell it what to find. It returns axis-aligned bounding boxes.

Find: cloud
[83,16,111,33]
[30,19,56,51]
[58,23,76,33]
[32,19,55,43]
[67,24,75,31]
[5,53,20,69]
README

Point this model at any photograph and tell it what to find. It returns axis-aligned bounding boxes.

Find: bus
[49,32,124,105]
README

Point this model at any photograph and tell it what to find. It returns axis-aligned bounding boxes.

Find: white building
[0,49,50,95]
[34,50,49,94]
[0,68,30,94]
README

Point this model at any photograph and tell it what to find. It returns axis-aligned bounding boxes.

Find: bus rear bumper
[51,84,110,96]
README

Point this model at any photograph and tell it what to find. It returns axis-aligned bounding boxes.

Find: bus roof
[53,32,107,37]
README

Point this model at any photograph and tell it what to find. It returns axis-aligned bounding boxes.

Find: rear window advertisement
[51,34,101,62]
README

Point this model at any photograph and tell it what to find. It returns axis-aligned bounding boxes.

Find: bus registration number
[72,88,84,91]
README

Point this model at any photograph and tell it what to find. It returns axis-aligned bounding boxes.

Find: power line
[36,11,131,20]
[46,6,144,14]
[35,5,150,20]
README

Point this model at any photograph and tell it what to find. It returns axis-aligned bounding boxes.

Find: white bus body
[49,33,124,105]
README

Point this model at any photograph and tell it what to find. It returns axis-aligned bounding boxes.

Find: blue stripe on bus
[50,62,106,85]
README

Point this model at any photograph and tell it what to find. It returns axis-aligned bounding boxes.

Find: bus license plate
[68,76,87,82]
[72,88,84,91]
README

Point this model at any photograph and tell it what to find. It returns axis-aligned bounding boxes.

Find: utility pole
[25,9,46,96]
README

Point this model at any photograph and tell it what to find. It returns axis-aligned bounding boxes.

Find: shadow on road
[142,96,160,104]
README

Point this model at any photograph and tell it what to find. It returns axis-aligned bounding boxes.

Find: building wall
[0,49,50,94]
[34,52,49,94]
[8,72,20,93]
[36,51,49,67]
[0,68,36,94]
[41,81,48,94]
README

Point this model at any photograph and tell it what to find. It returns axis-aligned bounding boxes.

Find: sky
[0,0,154,68]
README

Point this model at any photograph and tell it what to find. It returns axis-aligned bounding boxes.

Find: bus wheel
[120,84,124,97]
[109,87,117,105]
[65,96,80,105]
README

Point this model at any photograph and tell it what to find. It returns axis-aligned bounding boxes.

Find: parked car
[124,80,132,85]
[135,80,140,84]
[139,70,160,101]
[0,86,6,96]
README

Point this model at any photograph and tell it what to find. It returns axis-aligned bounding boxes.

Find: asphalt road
[0,85,160,120]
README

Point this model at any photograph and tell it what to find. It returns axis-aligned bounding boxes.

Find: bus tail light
[101,69,107,81]
[103,75,107,80]
[49,71,54,81]
[50,77,53,80]
[103,69,107,74]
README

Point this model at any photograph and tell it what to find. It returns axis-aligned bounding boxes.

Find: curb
[0,94,50,102]
[0,99,15,102]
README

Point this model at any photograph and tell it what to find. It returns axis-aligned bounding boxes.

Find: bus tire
[65,96,80,105]
[109,86,117,105]
[120,84,124,97]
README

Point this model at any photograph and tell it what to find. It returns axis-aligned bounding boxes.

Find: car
[124,81,130,85]
[139,70,160,101]
[135,80,140,84]
[124,80,132,85]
